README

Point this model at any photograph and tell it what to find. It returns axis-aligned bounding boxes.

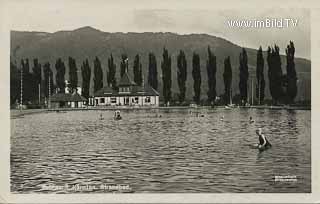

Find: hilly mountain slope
[10,26,311,101]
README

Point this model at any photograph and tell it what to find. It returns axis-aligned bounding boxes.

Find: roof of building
[51,92,87,102]
[94,84,159,97]
[118,72,136,87]
[94,86,118,97]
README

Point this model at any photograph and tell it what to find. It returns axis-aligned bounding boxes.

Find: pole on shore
[251,78,254,105]
[38,83,41,105]
[20,66,23,111]
[48,74,51,109]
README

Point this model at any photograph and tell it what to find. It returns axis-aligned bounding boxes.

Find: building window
[111,97,116,103]
[100,98,105,103]
[145,97,151,103]
[135,97,139,103]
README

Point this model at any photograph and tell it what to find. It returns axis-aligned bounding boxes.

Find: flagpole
[48,74,51,109]
[20,66,23,111]
[38,83,41,104]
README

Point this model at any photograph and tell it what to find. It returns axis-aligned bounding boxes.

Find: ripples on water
[10,108,311,193]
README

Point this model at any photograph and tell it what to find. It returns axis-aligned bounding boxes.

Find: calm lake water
[11,108,311,193]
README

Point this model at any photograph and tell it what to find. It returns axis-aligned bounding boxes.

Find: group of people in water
[99,110,122,120]
[99,110,271,151]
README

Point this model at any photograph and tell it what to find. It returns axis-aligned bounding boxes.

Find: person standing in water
[256,128,271,149]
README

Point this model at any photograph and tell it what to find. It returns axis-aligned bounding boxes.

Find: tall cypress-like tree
[81,59,91,99]
[285,41,297,104]
[93,56,103,93]
[192,52,201,104]
[206,46,217,105]
[267,45,284,104]
[148,53,158,90]
[239,48,249,104]
[10,59,20,105]
[133,54,143,86]
[21,58,35,102]
[256,46,265,104]
[177,50,187,103]
[43,62,54,98]
[68,57,78,93]
[161,47,172,105]
[107,54,117,89]
[32,58,42,87]
[223,56,232,105]
[32,58,42,103]
[55,58,66,93]
[120,54,128,77]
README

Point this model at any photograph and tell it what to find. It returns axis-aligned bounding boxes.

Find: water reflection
[11,109,311,193]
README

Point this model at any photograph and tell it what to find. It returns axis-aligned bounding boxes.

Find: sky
[3,0,310,59]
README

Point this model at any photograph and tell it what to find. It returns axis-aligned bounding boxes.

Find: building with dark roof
[50,92,87,108]
[94,72,159,106]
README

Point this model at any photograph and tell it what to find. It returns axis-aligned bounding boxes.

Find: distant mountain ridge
[10,26,311,101]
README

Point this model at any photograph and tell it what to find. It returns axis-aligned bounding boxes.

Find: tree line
[10,41,297,106]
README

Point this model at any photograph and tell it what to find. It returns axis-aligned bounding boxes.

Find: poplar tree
[256,46,265,104]
[55,58,66,93]
[161,47,172,105]
[107,54,117,89]
[206,46,217,105]
[133,54,143,86]
[285,41,297,104]
[223,56,232,105]
[239,48,249,104]
[93,56,103,93]
[81,59,91,99]
[68,57,78,93]
[177,50,187,103]
[43,62,54,97]
[267,45,284,104]
[120,54,128,77]
[192,52,201,104]
[148,53,158,90]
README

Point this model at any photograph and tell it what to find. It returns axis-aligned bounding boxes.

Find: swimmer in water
[99,113,104,120]
[249,116,254,123]
[256,128,272,149]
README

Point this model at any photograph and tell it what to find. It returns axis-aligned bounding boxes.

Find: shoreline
[10,105,311,118]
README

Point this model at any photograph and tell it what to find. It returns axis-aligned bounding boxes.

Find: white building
[94,72,159,106]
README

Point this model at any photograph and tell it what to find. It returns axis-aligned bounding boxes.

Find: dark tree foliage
[206,46,217,105]
[32,58,42,86]
[148,52,158,90]
[20,58,35,103]
[93,56,103,93]
[161,47,172,105]
[32,58,42,103]
[192,52,201,104]
[267,45,284,104]
[107,54,117,89]
[285,41,297,104]
[120,54,128,77]
[55,58,66,93]
[177,50,187,103]
[133,54,143,86]
[43,62,54,98]
[68,57,78,93]
[239,48,249,104]
[10,59,20,105]
[81,59,91,99]
[223,56,232,105]
[256,46,265,104]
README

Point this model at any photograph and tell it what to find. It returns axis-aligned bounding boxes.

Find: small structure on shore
[50,92,87,108]
[94,72,159,107]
